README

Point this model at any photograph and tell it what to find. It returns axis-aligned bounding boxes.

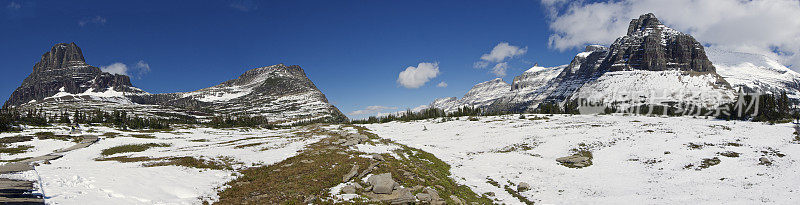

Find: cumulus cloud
[397,62,440,89]
[480,42,528,62]
[349,105,399,116]
[79,16,107,27]
[101,63,128,75]
[474,42,526,76]
[491,62,508,77]
[101,61,151,78]
[542,0,800,69]
[437,82,448,88]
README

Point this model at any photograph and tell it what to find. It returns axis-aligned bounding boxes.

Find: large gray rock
[557,154,592,168]
[367,173,397,194]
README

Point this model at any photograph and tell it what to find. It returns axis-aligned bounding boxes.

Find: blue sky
[8,0,794,119]
[1,0,582,119]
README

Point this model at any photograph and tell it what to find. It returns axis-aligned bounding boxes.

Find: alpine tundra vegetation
[2,1,800,204]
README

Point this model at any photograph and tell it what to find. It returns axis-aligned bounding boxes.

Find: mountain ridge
[3,43,347,124]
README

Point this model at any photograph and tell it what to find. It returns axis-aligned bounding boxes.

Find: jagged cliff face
[4,43,347,124]
[432,13,740,113]
[3,43,142,108]
[605,13,716,73]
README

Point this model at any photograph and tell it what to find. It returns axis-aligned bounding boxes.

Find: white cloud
[480,42,528,62]
[397,62,440,89]
[7,2,20,10]
[437,82,448,88]
[101,61,151,77]
[491,62,508,77]
[101,63,128,75]
[542,0,800,69]
[135,60,151,76]
[349,105,399,116]
[473,61,489,69]
[79,16,107,27]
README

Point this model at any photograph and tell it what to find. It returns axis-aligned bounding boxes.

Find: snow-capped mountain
[430,78,511,112]
[4,43,346,124]
[430,13,777,113]
[707,48,800,99]
[3,43,146,108]
[134,64,347,123]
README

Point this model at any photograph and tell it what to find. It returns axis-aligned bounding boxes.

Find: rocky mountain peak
[3,43,139,109]
[33,42,89,72]
[627,13,663,35]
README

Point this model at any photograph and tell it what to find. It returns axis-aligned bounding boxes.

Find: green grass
[0,135,33,143]
[34,132,55,137]
[129,134,156,139]
[0,144,34,154]
[100,143,171,156]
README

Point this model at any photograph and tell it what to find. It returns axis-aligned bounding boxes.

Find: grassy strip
[0,144,34,154]
[95,155,238,170]
[129,134,155,139]
[0,135,33,143]
[100,143,171,155]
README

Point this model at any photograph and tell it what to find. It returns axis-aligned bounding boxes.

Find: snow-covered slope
[430,78,511,112]
[707,48,800,99]
[366,115,800,204]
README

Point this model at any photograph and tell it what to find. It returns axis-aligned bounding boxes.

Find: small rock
[334,139,347,144]
[517,182,531,192]
[450,195,465,205]
[358,161,380,179]
[303,195,317,203]
[416,193,432,202]
[300,159,314,163]
[759,157,772,165]
[353,183,363,190]
[556,154,592,168]
[424,187,441,200]
[372,154,385,161]
[343,165,360,182]
[343,139,359,146]
[388,188,415,204]
[367,173,397,194]
[342,185,357,194]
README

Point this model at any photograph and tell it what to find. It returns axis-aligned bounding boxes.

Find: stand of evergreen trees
[1,108,49,132]
[351,106,483,124]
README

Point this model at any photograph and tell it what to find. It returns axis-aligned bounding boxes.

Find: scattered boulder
[343,165,360,182]
[517,182,531,192]
[367,173,397,194]
[759,157,772,165]
[424,187,441,200]
[416,193,432,202]
[450,195,465,205]
[303,195,317,204]
[556,154,592,168]
[358,161,380,179]
[300,159,314,163]
[342,184,357,194]
[387,188,415,204]
[372,154,385,161]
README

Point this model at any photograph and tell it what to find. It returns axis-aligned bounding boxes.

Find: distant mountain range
[429,13,800,113]
[3,43,346,124]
